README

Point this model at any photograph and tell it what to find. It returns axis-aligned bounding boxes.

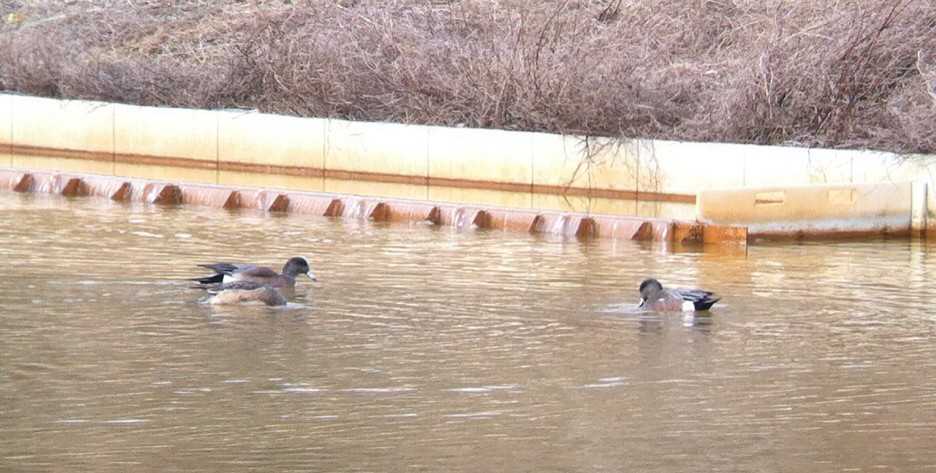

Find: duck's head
[638,278,663,307]
[284,256,316,281]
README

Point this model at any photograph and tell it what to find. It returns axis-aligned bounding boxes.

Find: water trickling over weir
[0,168,740,244]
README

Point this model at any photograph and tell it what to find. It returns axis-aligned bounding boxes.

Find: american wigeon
[638,278,720,311]
[206,280,288,306]
[192,256,316,289]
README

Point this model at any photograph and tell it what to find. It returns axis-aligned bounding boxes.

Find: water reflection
[1,191,935,472]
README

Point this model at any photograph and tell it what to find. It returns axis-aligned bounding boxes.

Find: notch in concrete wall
[754,191,785,205]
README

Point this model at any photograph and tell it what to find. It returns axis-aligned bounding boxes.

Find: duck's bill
[306,272,317,281]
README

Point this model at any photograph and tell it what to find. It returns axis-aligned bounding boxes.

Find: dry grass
[0,0,934,153]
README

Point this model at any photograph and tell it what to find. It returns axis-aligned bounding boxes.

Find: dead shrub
[0,0,933,153]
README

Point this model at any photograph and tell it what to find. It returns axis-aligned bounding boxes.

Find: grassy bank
[1,0,934,153]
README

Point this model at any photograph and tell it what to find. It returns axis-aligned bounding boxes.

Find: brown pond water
[1,190,935,472]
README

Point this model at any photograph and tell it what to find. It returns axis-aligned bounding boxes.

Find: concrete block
[1,172,32,191]
[592,216,653,240]
[428,125,533,189]
[434,204,492,229]
[531,212,597,238]
[851,153,936,230]
[645,221,674,241]
[177,183,241,209]
[381,201,439,223]
[82,175,132,200]
[702,224,749,244]
[485,207,541,232]
[288,194,342,216]
[236,190,289,212]
[336,198,389,221]
[29,174,85,196]
[113,103,217,166]
[9,95,114,161]
[326,119,429,182]
[13,170,45,193]
[697,182,913,236]
[131,182,182,205]
[218,110,326,175]
[889,155,936,227]
[672,221,704,244]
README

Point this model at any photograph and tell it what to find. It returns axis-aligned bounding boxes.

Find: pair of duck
[192,257,721,311]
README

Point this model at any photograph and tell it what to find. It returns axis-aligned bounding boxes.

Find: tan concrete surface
[637,140,746,196]
[218,110,326,179]
[697,182,913,235]
[531,193,638,216]
[11,154,114,176]
[742,146,816,187]
[637,200,696,221]
[427,185,533,209]
[10,95,114,159]
[804,148,854,184]
[326,119,428,181]
[112,162,218,184]
[325,178,428,201]
[428,126,533,187]
[0,94,11,166]
[218,170,324,193]
[113,103,217,163]
[532,133,638,193]
[850,153,936,225]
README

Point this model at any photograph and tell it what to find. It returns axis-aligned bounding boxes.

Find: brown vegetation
[0,0,934,153]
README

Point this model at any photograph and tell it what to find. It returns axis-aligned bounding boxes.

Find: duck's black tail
[678,288,720,311]
[692,297,721,311]
[190,262,240,286]
[189,273,224,285]
[189,270,226,286]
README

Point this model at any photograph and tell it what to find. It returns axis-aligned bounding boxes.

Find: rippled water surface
[2,191,935,472]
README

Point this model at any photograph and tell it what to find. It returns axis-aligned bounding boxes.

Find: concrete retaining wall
[698,182,915,237]
[2,92,934,238]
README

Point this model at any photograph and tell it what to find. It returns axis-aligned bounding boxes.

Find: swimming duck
[192,256,316,289]
[638,278,720,311]
[205,280,288,306]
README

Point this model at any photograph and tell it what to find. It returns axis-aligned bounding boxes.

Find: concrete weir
[0,168,737,244]
[4,93,935,243]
